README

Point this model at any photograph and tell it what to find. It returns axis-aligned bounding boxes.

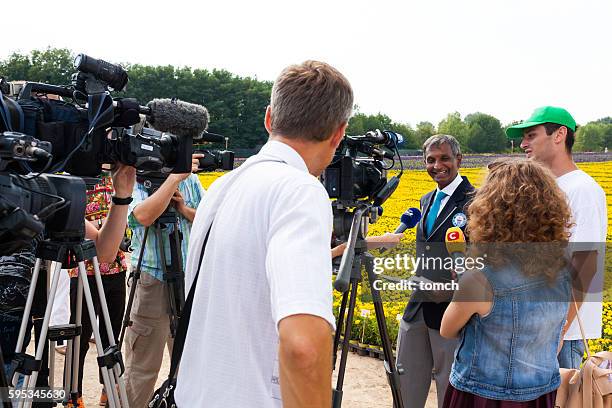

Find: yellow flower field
[199,161,612,349]
[200,161,612,245]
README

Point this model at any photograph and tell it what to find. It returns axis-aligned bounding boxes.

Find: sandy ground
[37,340,438,407]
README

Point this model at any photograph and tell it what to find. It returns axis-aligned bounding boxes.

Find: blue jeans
[558,339,586,369]
[4,363,23,387]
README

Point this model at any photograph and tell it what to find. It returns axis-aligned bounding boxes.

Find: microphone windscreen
[146,98,209,139]
[401,208,422,229]
[394,207,422,233]
[445,227,467,254]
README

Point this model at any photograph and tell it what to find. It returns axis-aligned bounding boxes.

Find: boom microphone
[146,98,210,139]
[394,208,422,233]
[445,227,467,262]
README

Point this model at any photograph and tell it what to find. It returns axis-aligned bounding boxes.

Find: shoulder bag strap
[571,292,592,359]
[167,225,211,379]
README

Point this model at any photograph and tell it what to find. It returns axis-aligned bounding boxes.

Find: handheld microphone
[445,227,467,263]
[394,208,422,233]
[146,98,210,139]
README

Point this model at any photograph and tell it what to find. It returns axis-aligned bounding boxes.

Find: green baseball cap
[506,106,576,139]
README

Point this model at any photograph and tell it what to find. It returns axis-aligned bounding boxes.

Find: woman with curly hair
[440,158,573,408]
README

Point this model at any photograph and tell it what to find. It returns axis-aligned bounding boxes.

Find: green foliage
[437,112,469,147]
[347,113,418,149]
[575,123,609,152]
[347,112,393,134]
[414,121,436,147]
[0,48,272,149]
[465,112,506,153]
[0,47,74,84]
[7,47,594,153]
[119,65,272,148]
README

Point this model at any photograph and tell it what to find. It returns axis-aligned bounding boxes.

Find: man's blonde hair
[270,60,353,142]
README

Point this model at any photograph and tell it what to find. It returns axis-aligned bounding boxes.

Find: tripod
[118,207,184,349]
[11,238,128,408]
[332,204,404,408]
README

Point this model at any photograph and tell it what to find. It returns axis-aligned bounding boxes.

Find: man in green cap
[506,106,608,369]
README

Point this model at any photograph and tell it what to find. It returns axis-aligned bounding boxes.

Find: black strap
[167,224,212,379]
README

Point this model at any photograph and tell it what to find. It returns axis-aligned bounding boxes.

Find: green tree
[414,121,436,147]
[464,112,506,153]
[437,112,469,148]
[347,113,393,135]
[575,123,606,152]
[591,118,612,150]
[347,113,417,149]
[390,122,417,149]
[0,47,74,84]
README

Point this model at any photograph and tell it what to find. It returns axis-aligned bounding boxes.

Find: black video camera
[0,131,87,255]
[135,136,236,195]
[321,129,404,207]
[0,54,198,177]
[194,141,235,172]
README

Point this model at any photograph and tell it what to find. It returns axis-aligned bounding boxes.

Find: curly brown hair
[467,158,573,280]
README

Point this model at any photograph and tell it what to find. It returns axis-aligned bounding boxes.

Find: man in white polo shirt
[507,106,608,369]
[175,61,353,407]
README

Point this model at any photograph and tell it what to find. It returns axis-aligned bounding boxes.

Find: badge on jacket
[452,212,467,228]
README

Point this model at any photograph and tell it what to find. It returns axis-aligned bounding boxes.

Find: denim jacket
[449,264,570,401]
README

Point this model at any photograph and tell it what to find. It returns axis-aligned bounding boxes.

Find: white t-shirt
[557,169,607,340]
[175,141,336,408]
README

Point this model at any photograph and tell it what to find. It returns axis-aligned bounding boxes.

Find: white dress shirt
[433,173,463,217]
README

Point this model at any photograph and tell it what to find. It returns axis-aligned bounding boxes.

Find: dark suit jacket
[402,176,475,329]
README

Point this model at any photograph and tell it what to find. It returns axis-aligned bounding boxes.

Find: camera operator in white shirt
[176,60,354,408]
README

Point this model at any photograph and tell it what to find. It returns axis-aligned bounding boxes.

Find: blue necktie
[425,191,447,236]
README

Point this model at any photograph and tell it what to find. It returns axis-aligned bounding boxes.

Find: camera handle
[331,207,404,408]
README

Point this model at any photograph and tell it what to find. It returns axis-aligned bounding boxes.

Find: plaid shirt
[128,173,205,281]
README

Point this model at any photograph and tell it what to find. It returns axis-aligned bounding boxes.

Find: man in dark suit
[396,134,474,408]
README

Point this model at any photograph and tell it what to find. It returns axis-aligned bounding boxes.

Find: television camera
[322,129,406,408]
[0,53,224,256]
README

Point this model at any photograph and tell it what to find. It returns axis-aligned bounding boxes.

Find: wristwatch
[111,195,133,205]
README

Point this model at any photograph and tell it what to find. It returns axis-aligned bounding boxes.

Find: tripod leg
[47,264,55,389]
[332,290,349,369]
[333,279,359,408]
[19,260,62,408]
[12,258,43,387]
[69,268,84,405]
[118,226,149,349]
[169,226,185,312]
[90,257,129,407]
[155,226,178,336]
[63,336,74,405]
[364,255,404,408]
[76,262,118,408]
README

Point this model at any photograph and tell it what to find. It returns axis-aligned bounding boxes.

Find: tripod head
[332,200,382,293]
